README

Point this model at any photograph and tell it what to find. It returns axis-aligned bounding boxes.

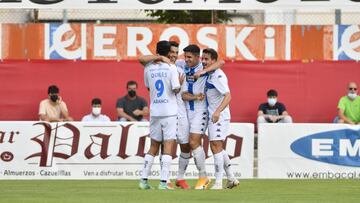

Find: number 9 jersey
[144,62,180,117]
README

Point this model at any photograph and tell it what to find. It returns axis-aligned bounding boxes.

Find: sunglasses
[349,88,357,91]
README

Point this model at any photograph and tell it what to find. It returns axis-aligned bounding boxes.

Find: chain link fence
[0,9,360,24]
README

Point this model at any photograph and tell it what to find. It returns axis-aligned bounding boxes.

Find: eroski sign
[291,129,360,167]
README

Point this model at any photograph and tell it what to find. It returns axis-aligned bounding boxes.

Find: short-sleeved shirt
[38,99,68,120]
[176,66,187,118]
[116,96,148,121]
[144,62,180,117]
[176,60,207,112]
[81,114,111,122]
[258,102,287,122]
[337,95,360,123]
[205,69,231,120]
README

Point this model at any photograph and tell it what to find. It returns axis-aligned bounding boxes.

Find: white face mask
[348,92,358,100]
[268,98,277,106]
[92,107,101,116]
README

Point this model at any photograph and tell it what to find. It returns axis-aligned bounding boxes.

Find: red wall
[0,60,359,123]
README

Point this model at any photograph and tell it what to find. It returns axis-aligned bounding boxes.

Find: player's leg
[210,140,224,190]
[221,121,239,189]
[189,110,210,189]
[158,116,177,190]
[139,139,160,189]
[175,116,191,189]
[139,117,161,189]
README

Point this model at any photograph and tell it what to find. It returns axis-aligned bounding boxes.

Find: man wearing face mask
[257,89,292,124]
[39,85,73,122]
[116,80,149,121]
[82,98,110,122]
[334,82,360,124]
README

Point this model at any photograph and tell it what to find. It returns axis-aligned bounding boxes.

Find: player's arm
[194,59,225,79]
[182,92,205,101]
[138,55,171,66]
[212,92,231,123]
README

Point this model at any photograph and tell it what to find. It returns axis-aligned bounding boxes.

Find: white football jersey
[176,60,207,112]
[205,69,231,120]
[176,66,187,118]
[144,62,180,117]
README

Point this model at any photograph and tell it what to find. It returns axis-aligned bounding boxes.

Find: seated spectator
[39,85,73,122]
[116,80,149,121]
[334,82,360,124]
[257,89,292,124]
[82,98,111,122]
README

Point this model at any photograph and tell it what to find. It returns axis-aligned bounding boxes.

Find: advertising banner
[0,0,359,10]
[0,122,254,179]
[3,23,360,61]
[258,124,360,179]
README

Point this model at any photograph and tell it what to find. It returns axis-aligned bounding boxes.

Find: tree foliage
[145,10,232,24]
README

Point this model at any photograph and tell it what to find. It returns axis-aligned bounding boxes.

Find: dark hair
[183,44,200,56]
[202,48,218,61]
[127,80,138,88]
[169,41,179,48]
[48,85,59,94]
[156,40,171,56]
[92,98,101,105]
[267,89,278,97]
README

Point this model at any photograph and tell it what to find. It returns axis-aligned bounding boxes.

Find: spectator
[39,85,73,122]
[116,80,149,121]
[334,82,360,124]
[82,98,111,122]
[257,89,292,124]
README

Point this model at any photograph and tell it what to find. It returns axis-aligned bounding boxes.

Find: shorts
[150,116,177,142]
[176,116,190,144]
[187,110,208,135]
[208,118,230,141]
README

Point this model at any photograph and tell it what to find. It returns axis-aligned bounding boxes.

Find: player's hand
[133,109,142,116]
[212,111,220,123]
[194,69,206,79]
[179,73,185,85]
[196,93,205,101]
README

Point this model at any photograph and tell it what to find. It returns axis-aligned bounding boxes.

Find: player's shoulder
[175,59,186,68]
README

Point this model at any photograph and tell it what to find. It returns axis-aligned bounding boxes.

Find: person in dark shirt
[257,89,292,124]
[116,80,149,121]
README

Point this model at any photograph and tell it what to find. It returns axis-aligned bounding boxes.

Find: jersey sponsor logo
[290,129,360,167]
[336,25,360,60]
[45,23,86,60]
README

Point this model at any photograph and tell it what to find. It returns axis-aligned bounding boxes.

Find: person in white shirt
[202,48,239,190]
[81,98,111,122]
[139,40,181,190]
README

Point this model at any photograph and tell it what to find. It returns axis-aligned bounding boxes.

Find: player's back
[144,62,179,117]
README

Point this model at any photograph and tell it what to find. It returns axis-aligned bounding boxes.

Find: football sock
[177,152,190,180]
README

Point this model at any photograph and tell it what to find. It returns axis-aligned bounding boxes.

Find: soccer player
[202,48,239,190]
[139,40,181,190]
[179,44,211,189]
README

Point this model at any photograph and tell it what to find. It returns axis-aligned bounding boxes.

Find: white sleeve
[170,65,180,90]
[213,72,230,95]
[144,68,149,88]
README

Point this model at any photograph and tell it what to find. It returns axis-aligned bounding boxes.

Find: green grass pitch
[0,179,359,203]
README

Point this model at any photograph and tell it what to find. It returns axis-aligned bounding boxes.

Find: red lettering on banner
[25,122,80,167]
[0,130,18,143]
[85,133,111,159]
[224,134,243,159]
[117,124,133,159]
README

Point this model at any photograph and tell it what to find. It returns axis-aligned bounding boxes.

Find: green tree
[145,10,232,24]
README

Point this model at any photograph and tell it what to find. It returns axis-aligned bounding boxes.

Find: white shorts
[150,116,177,142]
[208,118,230,141]
[176,116,189,144]
[187,110,208,135]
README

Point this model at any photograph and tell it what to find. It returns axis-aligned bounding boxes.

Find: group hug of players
[138,40,239,190]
